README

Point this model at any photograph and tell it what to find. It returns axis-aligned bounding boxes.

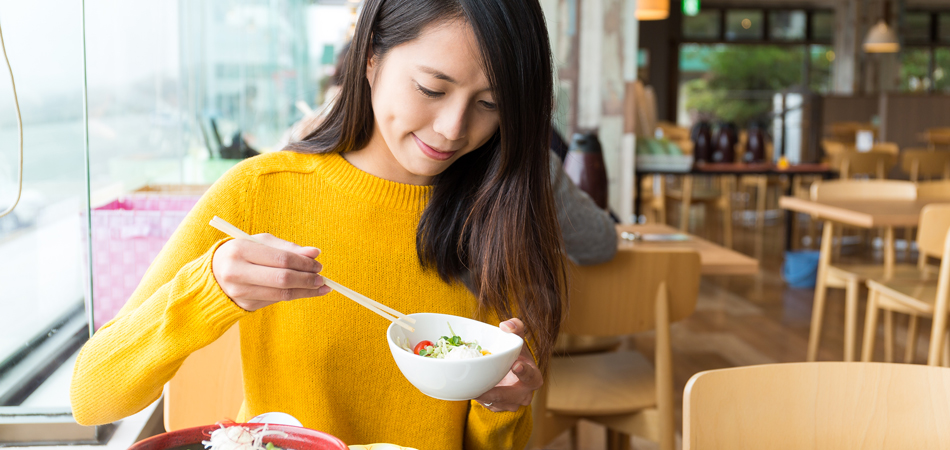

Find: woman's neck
[343,127,434,186]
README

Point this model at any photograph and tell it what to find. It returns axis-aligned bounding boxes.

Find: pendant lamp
[636,0,669,21]
[864,1,900,53]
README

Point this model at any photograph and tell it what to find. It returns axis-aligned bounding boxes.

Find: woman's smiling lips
[413,133,457,161]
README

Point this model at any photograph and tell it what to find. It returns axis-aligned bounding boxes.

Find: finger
[499,318,526,338]
[475,386,532,411]
[232,284,332,303]
[236,264,326,290]
[510,356,542,390]
[237,240,323,273]
[251,233,322,259]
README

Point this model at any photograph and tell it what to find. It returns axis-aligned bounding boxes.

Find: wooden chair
[530,249,702,450]
[683,362,950,450]
[925,127,950,151]
[738,138,781,230]
[806,180,919,362]
[821,139,851,164]
[918,180,950,200]
[902,149,950,182]
[639,175,667,225]
[862,204,950,366]
[164,324,244,431]
[827,121,878,144]
[837,150,897,179]
[665,176,734,248]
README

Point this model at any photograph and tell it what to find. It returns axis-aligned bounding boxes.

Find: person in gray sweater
[549,150,618,265]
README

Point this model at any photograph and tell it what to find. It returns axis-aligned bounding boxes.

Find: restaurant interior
[1,0,950,449]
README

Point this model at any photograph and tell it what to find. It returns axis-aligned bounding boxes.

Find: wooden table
[634,163,833,239]
[778,196,927,361]
[617,224,759,276]
[779,197,926,277]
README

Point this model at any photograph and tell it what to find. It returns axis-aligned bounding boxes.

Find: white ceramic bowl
[387,313,524,401]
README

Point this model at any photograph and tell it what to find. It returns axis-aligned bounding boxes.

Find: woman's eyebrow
[416,65,492,93]
[417,65,457,84]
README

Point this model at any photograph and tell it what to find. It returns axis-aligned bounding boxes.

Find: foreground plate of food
[128,423,347,450]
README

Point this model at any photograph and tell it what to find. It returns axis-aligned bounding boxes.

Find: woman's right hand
[212,234,331,312]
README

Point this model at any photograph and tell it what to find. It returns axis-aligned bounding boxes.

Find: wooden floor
[543,201,931,450]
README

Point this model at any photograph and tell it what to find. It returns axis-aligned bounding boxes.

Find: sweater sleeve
[549,151,618,266]
[464,403,532,450]
[69,160,258,426]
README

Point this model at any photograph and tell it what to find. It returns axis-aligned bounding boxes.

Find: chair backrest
[918,180,950,200]
[562,248,701,336]
[917,204,950,260]
[870,142,899,155]
[164,324,244,431]
[927,128,950,150]
[683,362,950,450]
[821,140,851,161]
[811,179,917,202]
[827,121,877,143]
[836,151,897,179]
[901,149,950,181]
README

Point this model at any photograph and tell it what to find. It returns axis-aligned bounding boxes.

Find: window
[678,44,804,126]
[903,12,932,44]
[810,45,835,94]
[896,11,950,93]
[725,10,763,41]
[811,11,835,42]
[940,13,950,43]
[936,48,950,92]
[0,0,354,444]
[683,10,721,40]
[770,10,807,41]
[900,48,934,92]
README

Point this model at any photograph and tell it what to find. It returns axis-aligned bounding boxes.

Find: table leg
[807,220,835,362]
[844,278,859,362]
[884,226,895,280]
[680,175,693,232]
[634,172,642,222]
[785,174,796,251]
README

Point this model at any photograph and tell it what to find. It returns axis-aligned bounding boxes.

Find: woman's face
[361,20,499,185]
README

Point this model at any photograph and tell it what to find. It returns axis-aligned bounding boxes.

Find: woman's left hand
[474,318,543,412]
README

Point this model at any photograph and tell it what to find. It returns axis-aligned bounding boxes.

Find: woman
[70,0,565,448]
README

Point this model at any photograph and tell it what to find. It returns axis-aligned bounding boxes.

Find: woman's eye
[415,84,443,98]
[480,100,498,111]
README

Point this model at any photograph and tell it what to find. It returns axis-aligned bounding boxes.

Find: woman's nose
[432,101,469,141]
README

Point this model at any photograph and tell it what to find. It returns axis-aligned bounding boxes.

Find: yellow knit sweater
[70,151,531,449]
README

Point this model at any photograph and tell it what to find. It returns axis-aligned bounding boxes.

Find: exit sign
[683,0,700,16]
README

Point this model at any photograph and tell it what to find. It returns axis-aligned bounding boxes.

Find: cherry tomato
[413,340,434,355]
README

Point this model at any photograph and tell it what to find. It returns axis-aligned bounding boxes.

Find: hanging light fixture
[636,0,669,21]
[864,0,900,53]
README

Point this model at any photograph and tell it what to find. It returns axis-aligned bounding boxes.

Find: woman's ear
[366,53,377,87]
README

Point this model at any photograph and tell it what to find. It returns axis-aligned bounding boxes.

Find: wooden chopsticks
[209,216,416,332]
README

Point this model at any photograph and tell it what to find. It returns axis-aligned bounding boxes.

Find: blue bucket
[782,250,820,288]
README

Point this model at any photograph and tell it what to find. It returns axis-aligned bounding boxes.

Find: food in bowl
[396,323,492,359]
[127,423,348,450]
[387,313,524,401]
[203,424,287,450]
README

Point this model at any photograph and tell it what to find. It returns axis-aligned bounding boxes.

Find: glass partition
[1,0,356,443]
[0,0,88,416]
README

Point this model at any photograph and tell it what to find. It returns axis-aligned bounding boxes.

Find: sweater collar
[319,152,432,212]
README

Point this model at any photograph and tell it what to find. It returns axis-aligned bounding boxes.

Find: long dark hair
[287,0,566,371]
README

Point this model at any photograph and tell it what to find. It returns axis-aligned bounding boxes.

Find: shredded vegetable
[201,424,288,450]
[400,323,491,359]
